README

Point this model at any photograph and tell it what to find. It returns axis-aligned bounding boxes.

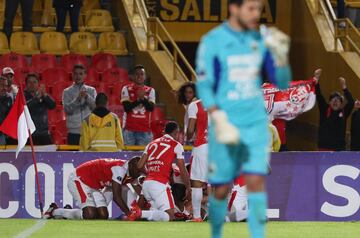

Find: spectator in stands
[80,93,124,151]
[337,0,345,18]
[177,82,197,107]
[63,64,97,145]
[3,0,34,39]
[2,67,18,101]
[0,77,12,145]
[350,100,360,151]
[53,0,83,32]
[25,73,56,145]
[121,65,155,145]
[315,69,354,151]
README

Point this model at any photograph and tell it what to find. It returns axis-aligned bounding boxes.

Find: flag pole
[21,87,44,218]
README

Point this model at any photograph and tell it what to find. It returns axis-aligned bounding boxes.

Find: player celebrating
[183,84,209,222]
[133,121,191,221]
[196,0,291,237]
[44,157,141,220]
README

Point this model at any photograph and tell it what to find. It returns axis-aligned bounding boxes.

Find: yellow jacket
[269,123,281,152]
[80,109,124,152]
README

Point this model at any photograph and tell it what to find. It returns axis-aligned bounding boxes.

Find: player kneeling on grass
[131,121,192,221]
[44,157,141,220]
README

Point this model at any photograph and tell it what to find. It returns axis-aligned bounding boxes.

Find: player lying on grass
[131,121,192,221]
[44,157,141,220]
[196,0,291,237]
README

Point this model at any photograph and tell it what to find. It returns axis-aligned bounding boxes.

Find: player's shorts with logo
[67,172,112,209]
[208,120,270,184]
[190,143,208,182]
[142,180,175,211]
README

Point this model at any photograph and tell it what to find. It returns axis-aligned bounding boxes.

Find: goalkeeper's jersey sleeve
[196,22,292,127]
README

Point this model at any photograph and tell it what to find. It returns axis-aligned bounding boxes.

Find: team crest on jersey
[117,176,122,182]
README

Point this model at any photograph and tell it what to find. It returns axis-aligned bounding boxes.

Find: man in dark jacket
[25,73,56,145]
[314,69,354,151]
[3,0,34,39]
[53,0,83,32]
[0,77,12,145]
[351,100,360,151]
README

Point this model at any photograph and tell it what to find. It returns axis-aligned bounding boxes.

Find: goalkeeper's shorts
[207,120,270,185]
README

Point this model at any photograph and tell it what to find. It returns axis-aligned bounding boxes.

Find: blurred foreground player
[133,121,192,221]
[44,157,141,220]
[196,0,291,237]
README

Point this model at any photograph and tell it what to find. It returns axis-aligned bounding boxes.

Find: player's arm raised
[195,38,239,145]
[260,26,292,90]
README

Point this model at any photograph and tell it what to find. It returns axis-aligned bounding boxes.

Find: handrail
[147,17,197,82]
[334,18,360,55]
[131,0,197,83]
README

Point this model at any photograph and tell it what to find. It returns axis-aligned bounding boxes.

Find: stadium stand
[0,52,28,68]
[13,66,36,86]
[61,53,89,72]
[99,32,128,55]
[41,67,71,100]
[69,32,98,56]
[92,52,117,72]
[40,31,69,55]
[0,32,9,54]
[10,32,40,55]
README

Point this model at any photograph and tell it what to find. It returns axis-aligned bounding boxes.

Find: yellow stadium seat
[85,9,114,32]
[0,0,5,11]
[64,14,85,32]
[33,0,43,11]
[69,32,98,56]
[10,32,40,55]
[99,32,128,55]
[0,32,10,54]
[40,31,69,55]
[81,0,101,15]
[345,0,360,8]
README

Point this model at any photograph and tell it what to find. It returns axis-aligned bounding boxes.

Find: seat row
[0,31,128,56]
[0,52,124,73]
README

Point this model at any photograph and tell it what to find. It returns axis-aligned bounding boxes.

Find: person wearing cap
[350,100,360,151]
[0,77,12,145]
[314,69,355,151]
[2,67,18,101]
[25,73,56,145]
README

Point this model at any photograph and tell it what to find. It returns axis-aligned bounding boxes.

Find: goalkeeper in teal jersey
[195,1,291,238]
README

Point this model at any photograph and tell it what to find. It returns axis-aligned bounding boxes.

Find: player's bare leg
[245,174,267,238]
[82,207,98,219]
[97,207,109,220]
[191,180,205,221]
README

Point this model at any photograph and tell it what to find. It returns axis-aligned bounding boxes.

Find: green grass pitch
[1,219,360,238]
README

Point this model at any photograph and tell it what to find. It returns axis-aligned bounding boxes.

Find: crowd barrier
[0,151,359,221]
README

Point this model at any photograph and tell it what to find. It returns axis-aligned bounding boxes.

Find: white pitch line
[13,220,47,238]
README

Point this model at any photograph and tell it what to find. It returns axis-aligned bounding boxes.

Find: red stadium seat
[50,119,67,145]
[151,119,168,140]
[151,105,166,122]
[13,66,37,86]
[48,105,66,126]
[41,67,71,86]
[50,81,71,104]
[102,67,129,85]
[85,67,100,84]
[32,54,57,73]
[92,53,117,72]
[0,52,28,69]
[61,53,89,72]
[108,103,124,124]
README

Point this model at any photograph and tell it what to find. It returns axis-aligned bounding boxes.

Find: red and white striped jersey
[185,100,208,147]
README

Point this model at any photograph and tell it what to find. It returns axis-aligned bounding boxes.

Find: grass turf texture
[1,219,360,238]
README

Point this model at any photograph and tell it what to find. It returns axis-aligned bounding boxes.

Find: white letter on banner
[62,163,75,207]
[321,165,360,217]
[0,163,19,218]
[25,163,55,218]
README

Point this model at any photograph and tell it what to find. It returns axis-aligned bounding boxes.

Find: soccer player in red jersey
[226,175,248,222]
[133,121,191,221]
[44,156,141,220]
[186,98,208,221]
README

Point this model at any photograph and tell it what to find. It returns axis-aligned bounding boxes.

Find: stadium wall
[0,152,359,221]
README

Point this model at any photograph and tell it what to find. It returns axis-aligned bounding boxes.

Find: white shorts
[190,143,208,182]
[142,180,175,212]
[228,185,247,212]
[67,172,112,209]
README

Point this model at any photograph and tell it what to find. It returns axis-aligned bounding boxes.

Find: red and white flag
[0,88,36,157]
[263,79,317,121]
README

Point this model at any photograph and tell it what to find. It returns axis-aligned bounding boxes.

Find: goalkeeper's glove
[211,110,240,145]
[260,25,290,67]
